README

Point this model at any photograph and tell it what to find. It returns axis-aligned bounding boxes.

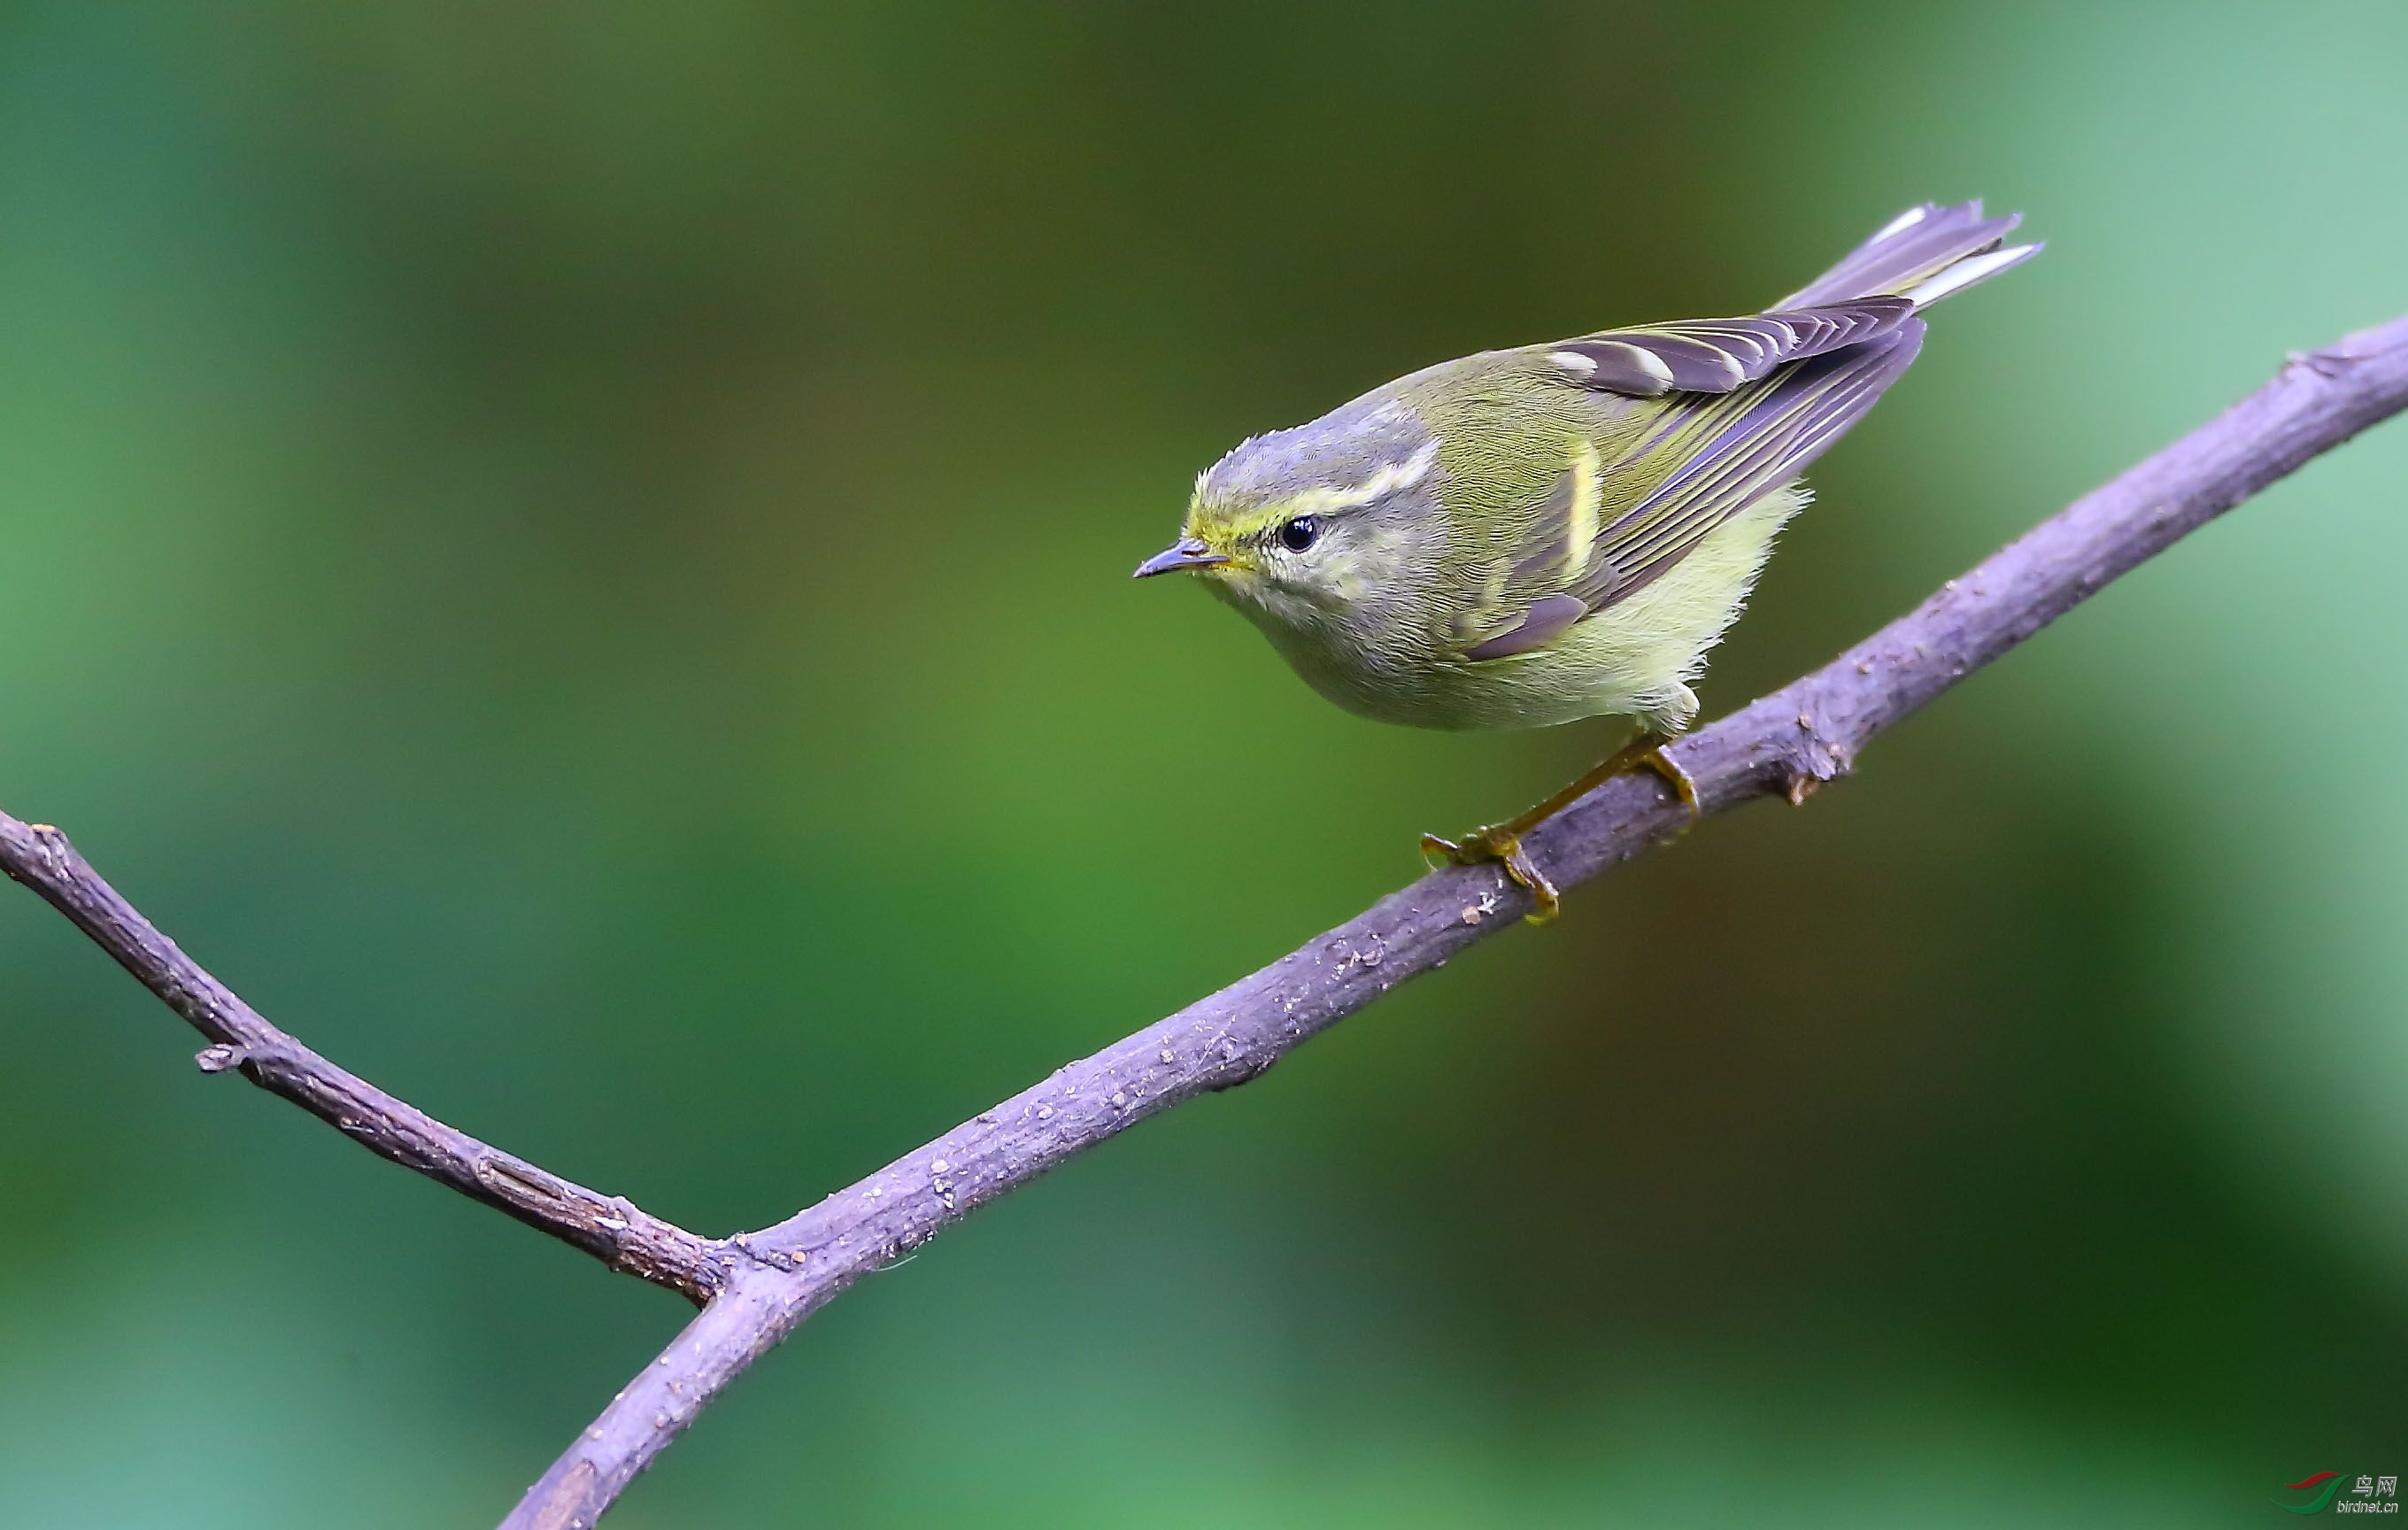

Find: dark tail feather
[1778,200,2041,309]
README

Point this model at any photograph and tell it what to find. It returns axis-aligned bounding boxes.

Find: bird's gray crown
[1199,392,1432,511]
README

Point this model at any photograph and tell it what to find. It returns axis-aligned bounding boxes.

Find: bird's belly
[1285,622,1677,731]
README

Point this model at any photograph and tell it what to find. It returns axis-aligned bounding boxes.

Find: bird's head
[1133,397,1447,639]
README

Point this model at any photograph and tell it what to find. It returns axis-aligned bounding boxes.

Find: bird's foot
[1419,825,1562,924]
[1416,730,1698,924]
[1640,746,1702,819]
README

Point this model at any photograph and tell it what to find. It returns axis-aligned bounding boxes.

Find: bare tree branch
[0,815,734,1303]
[500,313,2408,1527]
[5,314,2404,1529]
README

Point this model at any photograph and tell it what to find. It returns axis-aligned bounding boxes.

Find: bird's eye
[1277,515,1319,552]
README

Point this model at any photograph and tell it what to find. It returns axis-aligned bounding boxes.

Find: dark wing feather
[1549,297,1915,399]
[1463,592,1588,661]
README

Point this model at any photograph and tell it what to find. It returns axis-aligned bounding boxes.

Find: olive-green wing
[1460,321,1926,661]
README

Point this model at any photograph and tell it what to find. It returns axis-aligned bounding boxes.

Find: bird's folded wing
[1455,322,1926,661]
[1572,321,1926,607]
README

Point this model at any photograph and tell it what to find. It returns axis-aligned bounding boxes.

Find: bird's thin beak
[1132,537,1230,579]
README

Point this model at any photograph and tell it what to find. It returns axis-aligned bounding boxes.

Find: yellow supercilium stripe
[1209,440,1441,540]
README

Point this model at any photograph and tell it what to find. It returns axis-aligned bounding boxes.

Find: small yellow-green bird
[1134,199,2038,919]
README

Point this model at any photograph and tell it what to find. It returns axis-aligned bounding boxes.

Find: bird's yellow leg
[1640,745,1702,816]
[1420,731,1701,923]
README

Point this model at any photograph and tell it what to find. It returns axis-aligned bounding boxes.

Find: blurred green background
[4,3,2404,1526]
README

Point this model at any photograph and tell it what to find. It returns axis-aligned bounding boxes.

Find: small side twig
[0,817,730,1304]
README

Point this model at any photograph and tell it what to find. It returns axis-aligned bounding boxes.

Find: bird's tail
[1777,200,2041,310]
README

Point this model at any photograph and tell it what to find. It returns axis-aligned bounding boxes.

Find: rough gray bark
[4,313,2404,1530]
